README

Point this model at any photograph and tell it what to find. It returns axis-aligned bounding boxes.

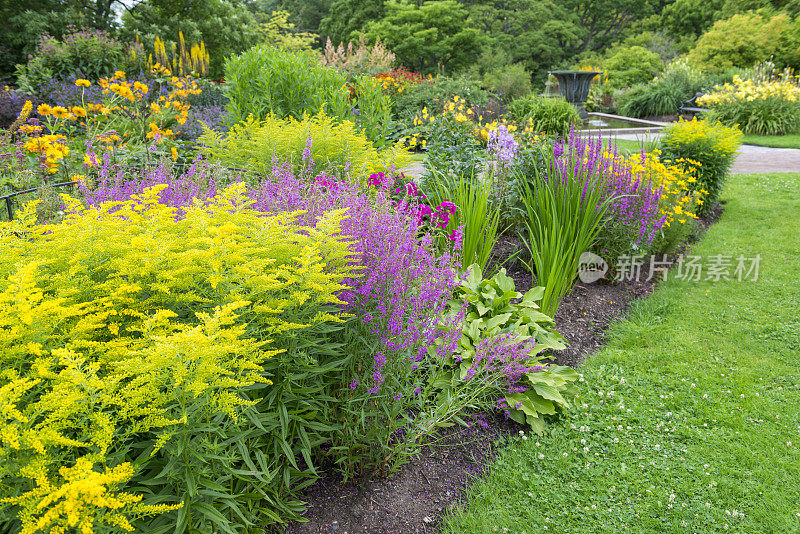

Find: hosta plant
[434,265,579,433]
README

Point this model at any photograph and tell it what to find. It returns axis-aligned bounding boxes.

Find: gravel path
[729,144,800,174]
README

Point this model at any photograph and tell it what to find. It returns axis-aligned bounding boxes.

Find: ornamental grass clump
[521,131,617,316]
[0,186,357,532]
[659,117,742,214]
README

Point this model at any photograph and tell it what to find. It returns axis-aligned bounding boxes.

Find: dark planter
[548,70,602,120]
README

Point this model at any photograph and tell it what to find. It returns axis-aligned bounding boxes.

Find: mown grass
[444,172,800,533]
[610,137,662,155]
[741,133,800,149]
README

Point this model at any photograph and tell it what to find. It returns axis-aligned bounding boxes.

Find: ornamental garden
[1,2,800,533]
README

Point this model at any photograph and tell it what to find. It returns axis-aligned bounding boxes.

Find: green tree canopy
[0,0,126,80]
[466,0,583,84]
[362,0,483,74]
[319,0,386,47]
[688,10,796,70]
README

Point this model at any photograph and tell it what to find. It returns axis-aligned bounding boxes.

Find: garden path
[610,132,800,174]
[402,134,800,177]
[402,135,800,177]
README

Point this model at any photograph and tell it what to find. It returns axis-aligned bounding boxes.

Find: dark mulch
[284,206,723,534]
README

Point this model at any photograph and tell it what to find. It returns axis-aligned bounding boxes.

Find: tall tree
[362,0,483,74]
[563,0,659,52]
[319,0,386,46]
[0,0,132,80]
[466,0,583,81]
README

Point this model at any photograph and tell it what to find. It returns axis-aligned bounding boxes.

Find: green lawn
[445,172,800,533]
[742,134,800,149]
[611,137,662,155]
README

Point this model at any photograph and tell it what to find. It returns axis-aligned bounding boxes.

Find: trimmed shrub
[14,27,136,94]
[659,118,742,213]
[482,63,532,104]
[507,95,581,136]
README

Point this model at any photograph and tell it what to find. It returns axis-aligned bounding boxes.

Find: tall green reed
[521,135,616,317]
[424,168,501,272]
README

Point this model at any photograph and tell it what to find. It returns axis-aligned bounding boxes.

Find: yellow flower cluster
[624,151,705,228]
[0,185,357,532]
[479,120,519,141]
[23,134,69,173]
[15,65,202,175]
[698,76,800,106]
[2,99,32,141]
[403,95,475,148]
[663,117,742,158]
[7,458,181,534]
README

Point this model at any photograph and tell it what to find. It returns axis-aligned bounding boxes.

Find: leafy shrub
[224,45,391,146]
[602,45,664,91]
[698,76,800,135]
[659,118,742,214]
[415,95,485,177]
[507,95,581,137]
[225,45,348,121]
[198,112,411,177]
[14,27,130,93]
[617,58,705,118]
[482,63,532,104]
[392,75,491,129]
[0,185,356,532]
[688,12,795,72]
[437,265,578,433]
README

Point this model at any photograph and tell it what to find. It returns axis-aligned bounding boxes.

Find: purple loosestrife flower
[487,125,519,166]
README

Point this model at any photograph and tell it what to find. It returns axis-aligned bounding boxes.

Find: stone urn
[548,70,603,120]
